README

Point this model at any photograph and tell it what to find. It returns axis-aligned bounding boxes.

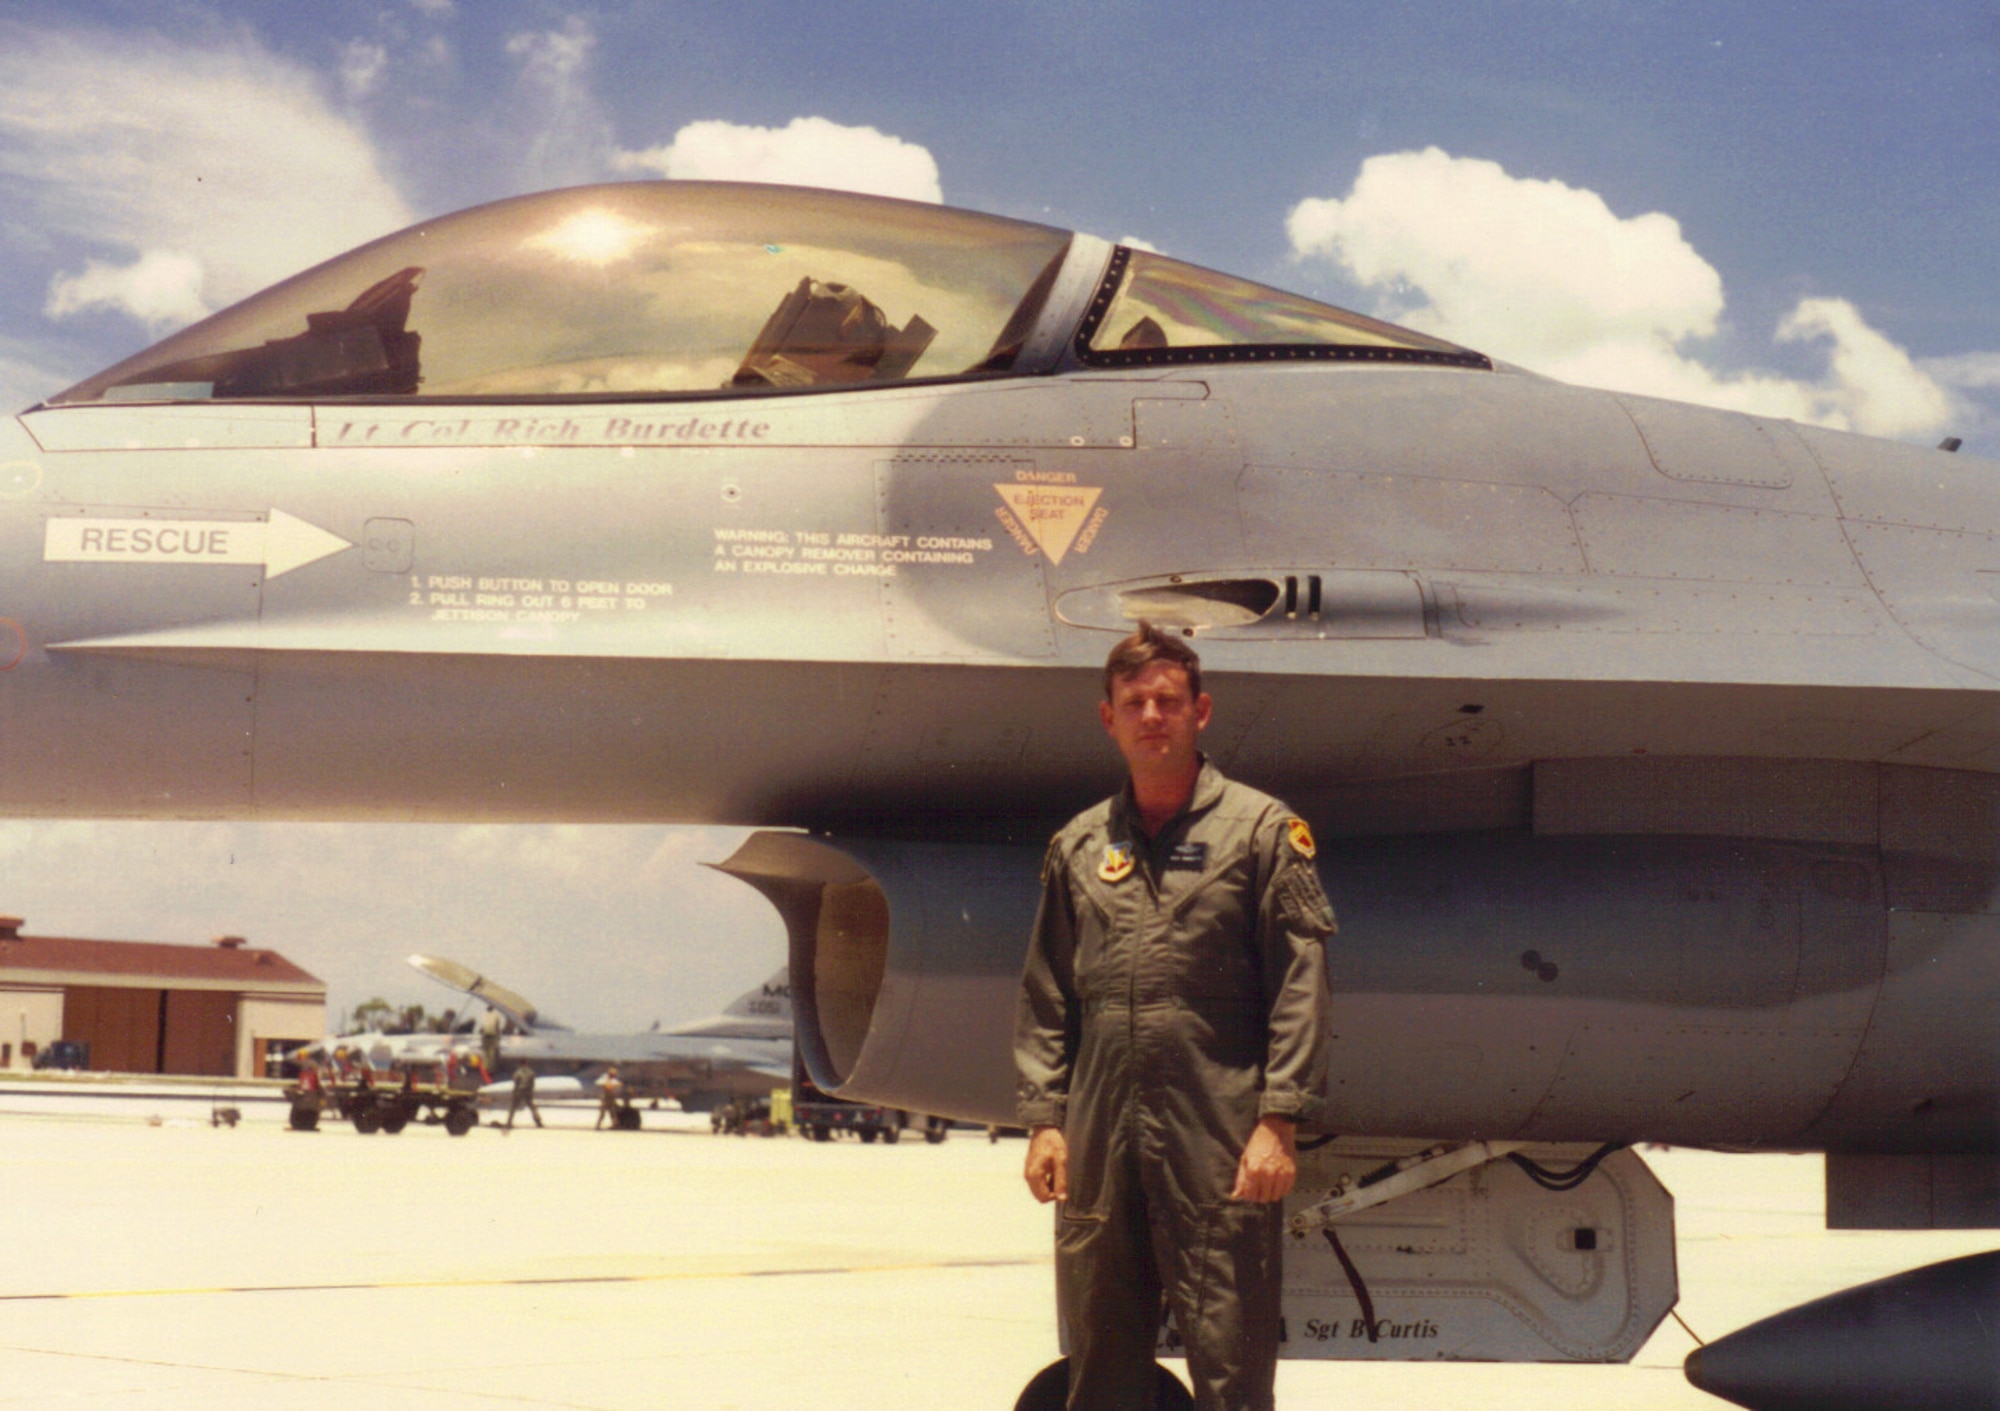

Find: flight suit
[1016,760,1336,1411]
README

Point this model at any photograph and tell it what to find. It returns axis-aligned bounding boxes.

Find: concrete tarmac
[0,1096,1991,1410]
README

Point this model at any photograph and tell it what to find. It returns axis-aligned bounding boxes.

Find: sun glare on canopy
[524,208,659,267]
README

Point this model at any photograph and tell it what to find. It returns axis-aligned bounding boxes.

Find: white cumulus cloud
[616,116,943,203]
[1287,147,1961,441]
[0,21,414,329]
[1777,297,1956,441]
[1922,351,2000,391]
[45,249,208,330]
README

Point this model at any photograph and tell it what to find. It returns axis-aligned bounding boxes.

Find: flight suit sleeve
[1014,833,1081,1129]
[1254,816,1336,1125]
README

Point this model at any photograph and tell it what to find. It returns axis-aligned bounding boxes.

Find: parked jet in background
[1,180,1993,1408]
[407,954,791,1110]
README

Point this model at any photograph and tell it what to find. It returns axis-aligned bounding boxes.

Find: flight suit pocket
[1056,1203,1112,1260]
[1168,856,1260,997]
[1181,1200,1284,1361]
[1057,1203,1110,1232]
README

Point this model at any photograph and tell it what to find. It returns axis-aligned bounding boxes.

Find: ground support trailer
[287,1066,481,1136]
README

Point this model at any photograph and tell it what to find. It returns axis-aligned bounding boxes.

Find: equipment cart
[287,1056,482,1136]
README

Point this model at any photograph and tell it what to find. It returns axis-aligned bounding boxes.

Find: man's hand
[1024,1125,1069,1203]
[1230,1115,1298,1203]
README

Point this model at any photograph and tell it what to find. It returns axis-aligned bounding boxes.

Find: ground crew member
[478,1007,503,1072]
[1015,622,1335,1411]
[504,1063,541,1131]
[595,1065,625,1129]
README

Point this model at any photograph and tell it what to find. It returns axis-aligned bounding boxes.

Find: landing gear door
[1170,1140,1676,1363]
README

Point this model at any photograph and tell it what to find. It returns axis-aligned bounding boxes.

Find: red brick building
[0,916,325,1077]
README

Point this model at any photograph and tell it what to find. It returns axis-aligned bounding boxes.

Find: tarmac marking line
[0,1256,1048,1304]
[0,1342,624,1410]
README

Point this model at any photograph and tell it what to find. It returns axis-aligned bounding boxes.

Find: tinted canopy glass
[51,183,1075,405]
[1080,248,1487,369]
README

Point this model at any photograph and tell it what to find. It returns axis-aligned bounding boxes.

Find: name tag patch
[1165,840,1208,871]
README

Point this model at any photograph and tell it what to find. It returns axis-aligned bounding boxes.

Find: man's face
[1100,661,1211,775]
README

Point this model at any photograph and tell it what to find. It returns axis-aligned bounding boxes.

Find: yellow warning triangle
[993,484,1102,565]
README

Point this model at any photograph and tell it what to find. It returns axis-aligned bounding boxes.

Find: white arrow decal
[43,509,353,580]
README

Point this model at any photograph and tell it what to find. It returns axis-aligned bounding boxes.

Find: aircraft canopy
[50,182,1482,406]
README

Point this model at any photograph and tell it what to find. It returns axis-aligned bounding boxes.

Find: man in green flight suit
[1015,622,1336,1411]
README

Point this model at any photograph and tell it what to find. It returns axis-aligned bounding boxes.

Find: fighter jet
[1,180,1993,1409]
[406,954,792,1110]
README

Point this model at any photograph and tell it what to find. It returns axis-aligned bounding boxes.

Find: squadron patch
[1098,841,1135,883]
[1285,817,1317,859]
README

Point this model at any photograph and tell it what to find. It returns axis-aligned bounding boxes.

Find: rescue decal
[992,482,1104,565]
[43,509,351,579]
[1285,818,1317,859]
[1098,841,1135,883]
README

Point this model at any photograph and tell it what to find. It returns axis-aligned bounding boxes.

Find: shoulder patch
[1097,841,1135,883]
[1285,817,1317,859]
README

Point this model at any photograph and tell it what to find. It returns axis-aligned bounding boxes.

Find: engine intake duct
[712,831,1040,1123]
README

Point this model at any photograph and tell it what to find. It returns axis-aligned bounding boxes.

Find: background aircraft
[0,180,1992,1409]
[406,954,792,1110]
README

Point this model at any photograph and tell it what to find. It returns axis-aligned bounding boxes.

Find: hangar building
[0,916,325,1077]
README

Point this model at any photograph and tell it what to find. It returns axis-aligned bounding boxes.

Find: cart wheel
[352,1103,382,1134]
[925,1121,947,1144]
[1014,1358,1191,1411]
[288,1103,321,1132]
[616,1107,642,1132]
[810,1125,830,1142]
[444,1105,477,1136]
[859,1127,879,1144]
[381,1109,410,1134]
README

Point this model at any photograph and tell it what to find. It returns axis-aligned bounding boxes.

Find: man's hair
[1103,620,1202,700]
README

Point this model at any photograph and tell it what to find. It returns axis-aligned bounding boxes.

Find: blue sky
[2,1,1998,1025]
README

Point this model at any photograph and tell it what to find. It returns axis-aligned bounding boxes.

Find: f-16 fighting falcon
[1,181,1993,1411]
